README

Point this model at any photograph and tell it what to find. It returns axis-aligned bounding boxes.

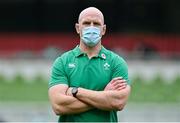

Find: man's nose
[90,22,94,26]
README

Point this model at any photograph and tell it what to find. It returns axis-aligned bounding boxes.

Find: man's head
[75,7,106,47]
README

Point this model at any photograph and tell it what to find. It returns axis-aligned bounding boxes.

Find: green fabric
[49,45,130,122]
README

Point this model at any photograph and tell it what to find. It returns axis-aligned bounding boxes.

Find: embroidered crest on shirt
[104,62,110,70]
[68,63,76,68]
[101,53,106,59]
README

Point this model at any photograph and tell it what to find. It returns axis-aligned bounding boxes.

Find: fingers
[114,82,127,90]
[66,87,73,96]
[106,77,127,91]
[112,79,126,86]
[110,77,123,84]
[110,78,127,91]
[116,85,127,91]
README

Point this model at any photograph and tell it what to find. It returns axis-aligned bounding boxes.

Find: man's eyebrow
[93,21,101,25]
[82,20,90,23]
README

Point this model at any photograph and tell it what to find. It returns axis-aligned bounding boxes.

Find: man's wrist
[71,87,79,97]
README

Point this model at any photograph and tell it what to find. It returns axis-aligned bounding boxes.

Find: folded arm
[49,77,130,115]
[67,77,131,111]
[48,84,93,115]
[76,85,130,111]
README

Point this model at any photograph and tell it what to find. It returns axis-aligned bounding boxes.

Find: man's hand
[104,77,127,91]
[66,87,73,96]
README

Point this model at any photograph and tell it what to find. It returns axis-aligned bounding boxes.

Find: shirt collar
[73,45,107,60]
[73,45,84,57]
[97,46,107,60]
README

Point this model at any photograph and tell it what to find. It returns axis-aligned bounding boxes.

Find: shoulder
[60,49,75,59]
[53,48,75,65]
[103,47,126,63]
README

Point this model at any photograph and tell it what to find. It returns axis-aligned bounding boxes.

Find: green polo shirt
[49,45,130,122]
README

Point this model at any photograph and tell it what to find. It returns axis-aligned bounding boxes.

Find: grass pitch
[0,75,180,103]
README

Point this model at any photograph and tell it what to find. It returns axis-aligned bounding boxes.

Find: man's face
[75,11,106,38]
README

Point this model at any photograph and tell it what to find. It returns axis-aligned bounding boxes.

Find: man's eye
[83,22,91,25]
[94,22,100,26]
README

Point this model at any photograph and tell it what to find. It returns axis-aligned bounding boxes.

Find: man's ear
[75,23,80,34]
[102,24,106,35]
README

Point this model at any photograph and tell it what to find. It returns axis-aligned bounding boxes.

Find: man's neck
[79,42,101,59]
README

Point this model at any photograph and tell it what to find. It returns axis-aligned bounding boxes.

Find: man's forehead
[81,15,102,22]
[78,7,104,23]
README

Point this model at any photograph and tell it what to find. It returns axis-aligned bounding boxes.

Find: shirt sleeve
[111,55,131,85]
[49,57,68,88]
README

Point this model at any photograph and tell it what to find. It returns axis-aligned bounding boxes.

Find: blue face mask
[81,26,101,47]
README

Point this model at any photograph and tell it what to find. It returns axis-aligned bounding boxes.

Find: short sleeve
[49,57,68,88]
[111,55,131,85]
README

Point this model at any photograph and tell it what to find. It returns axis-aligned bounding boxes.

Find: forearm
[76,86,130,111]
[49,84,93,115]
[76,88,116,111]
[54,94,93,115]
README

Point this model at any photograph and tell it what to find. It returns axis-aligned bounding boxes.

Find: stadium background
[0,0,180,121]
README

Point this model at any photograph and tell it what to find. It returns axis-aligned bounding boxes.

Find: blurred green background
[0,73,180,103]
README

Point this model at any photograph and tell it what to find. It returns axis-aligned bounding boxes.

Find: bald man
[49,7,131,122]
